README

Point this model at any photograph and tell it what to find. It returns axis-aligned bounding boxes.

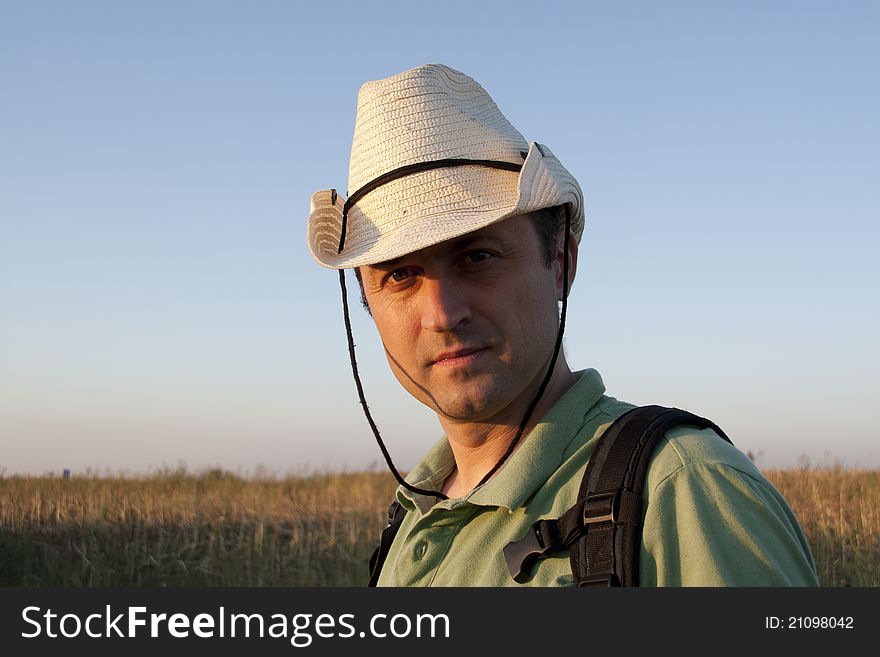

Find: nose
[419,275,470,333]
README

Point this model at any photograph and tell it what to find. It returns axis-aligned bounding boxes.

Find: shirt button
[413,541,428,560]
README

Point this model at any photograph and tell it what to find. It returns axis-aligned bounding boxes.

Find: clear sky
[2,1,878,476]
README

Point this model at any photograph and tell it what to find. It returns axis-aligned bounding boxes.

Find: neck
[439,359,576,498]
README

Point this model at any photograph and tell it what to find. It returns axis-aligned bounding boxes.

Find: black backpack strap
[503,405,731,586]
[572,405,731,586]
[368,499,407,587]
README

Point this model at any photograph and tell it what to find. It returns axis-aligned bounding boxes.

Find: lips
[431,346,488,366]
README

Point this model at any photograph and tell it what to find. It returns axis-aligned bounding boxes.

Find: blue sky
[2,1,877,476]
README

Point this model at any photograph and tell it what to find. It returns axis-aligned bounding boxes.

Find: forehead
[365,213,538,270]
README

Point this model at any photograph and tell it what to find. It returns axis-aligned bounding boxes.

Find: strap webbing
[502,405,731,585]
[571,405,732,586]
[368,500,406,587]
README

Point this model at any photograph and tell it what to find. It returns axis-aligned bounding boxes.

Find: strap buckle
[582,490,621,526]
[503,519,557,584]
[577,491,624,587]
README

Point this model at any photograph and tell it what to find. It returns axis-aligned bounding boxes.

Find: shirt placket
[394,501,475,586]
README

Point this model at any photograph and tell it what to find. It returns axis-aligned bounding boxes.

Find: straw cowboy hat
[307,63,585,269]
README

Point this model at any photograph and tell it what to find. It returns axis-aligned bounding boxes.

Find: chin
[430,389,510,423]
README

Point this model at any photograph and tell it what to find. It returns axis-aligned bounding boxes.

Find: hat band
[335,157,525,255]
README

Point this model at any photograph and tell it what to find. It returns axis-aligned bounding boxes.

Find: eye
[464,250,494,265]
[389,268,412,283]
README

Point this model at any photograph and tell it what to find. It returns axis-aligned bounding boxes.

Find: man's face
[359,213,572,424]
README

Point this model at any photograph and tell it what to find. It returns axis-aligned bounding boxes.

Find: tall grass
[764,467,879,587]
[0,469,397,586]
[0,467,876,586]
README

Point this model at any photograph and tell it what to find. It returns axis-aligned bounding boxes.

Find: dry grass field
[0,467,876,586]
[762,467,879,587]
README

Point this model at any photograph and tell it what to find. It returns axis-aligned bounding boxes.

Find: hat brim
[307,142,584,269]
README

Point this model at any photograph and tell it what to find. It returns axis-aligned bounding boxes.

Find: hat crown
[347,64,529,192]
[307,63,584,269]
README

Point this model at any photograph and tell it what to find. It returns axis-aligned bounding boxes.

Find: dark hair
[353,204,567,313]
[530,204,567,268]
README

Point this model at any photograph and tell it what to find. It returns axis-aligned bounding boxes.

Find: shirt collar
[397,369,606,514]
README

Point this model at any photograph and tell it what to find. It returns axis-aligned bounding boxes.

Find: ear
[554,229,578,300]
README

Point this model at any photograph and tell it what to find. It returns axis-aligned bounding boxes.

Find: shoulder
[588,401,763,486]
[644,421,793,523]
[646,422,763,491]
[637,419,819,585]
[587,402,772,498]
[590,405,786,522]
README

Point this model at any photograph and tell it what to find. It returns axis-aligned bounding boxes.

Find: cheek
[509,277,559,341]
[371,300,420,351]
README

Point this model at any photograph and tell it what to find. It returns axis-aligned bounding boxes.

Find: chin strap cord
[339,269,448,500]
[473,206,572,489]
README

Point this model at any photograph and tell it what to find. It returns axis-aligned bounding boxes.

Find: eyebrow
[365,257,406,273]
[365,229,515,277]
[449,231,511,252]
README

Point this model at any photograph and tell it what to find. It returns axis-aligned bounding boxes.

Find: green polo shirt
[376,369,819,586]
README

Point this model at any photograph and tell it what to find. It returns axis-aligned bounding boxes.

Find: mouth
[431,347,489,368]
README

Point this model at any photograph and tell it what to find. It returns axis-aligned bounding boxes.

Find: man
[307,64,818,586]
